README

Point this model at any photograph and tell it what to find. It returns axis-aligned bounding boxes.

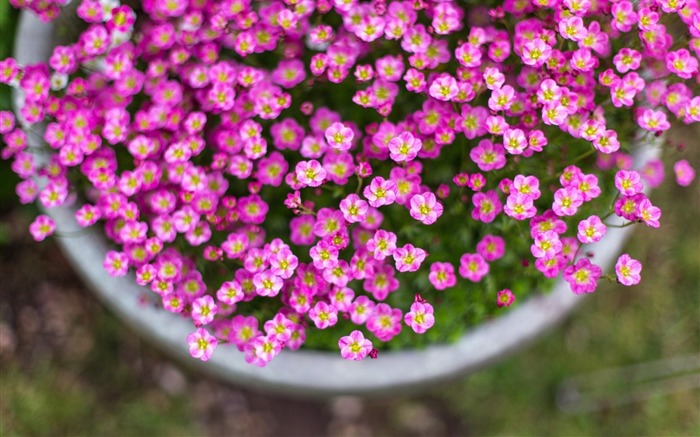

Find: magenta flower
[636,198,662,228]
[504,193,537,221]
[404,300,435,334]
[393,244,427,273]
[476,235,505,262]
[428,73,458,101]
[428,262,457,290]
[295,160,327,187]
[324,122,354,152]
[531,230,563,260]
[458,253,489,282]
[309,301,339,329]
[615,254,642,286]
[552,187,584,217]
[338,330,373,361]
[388,131,422,162]
[367,303,403,342]
[103,250,129,277]
[409,191,444,225]
[496,289,515,307]
[339,193,369,224]
[563,258,603,294]
[673,160,695,187]
[29,215,55,241]
[191,295,218,326]
[187,328,218,362]
[363,176,398,208]
[577,215,607,244]
[471,190,502,223]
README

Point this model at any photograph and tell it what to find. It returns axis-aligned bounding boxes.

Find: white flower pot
[14,11,661,397]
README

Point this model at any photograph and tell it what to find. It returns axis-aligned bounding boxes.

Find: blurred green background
[1,3,699,436]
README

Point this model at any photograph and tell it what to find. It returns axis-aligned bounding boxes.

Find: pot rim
[13,10,662,397]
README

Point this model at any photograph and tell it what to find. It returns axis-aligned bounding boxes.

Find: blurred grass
[1,3,699,436]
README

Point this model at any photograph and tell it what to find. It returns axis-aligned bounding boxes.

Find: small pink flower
[428,73,458,101]
[404,300,435,334]
[673,160,695,187]
[338,330,373,360]
[104,250,129,277]
[363,176,397,208]
[339,193,369,223]
[409,191,443,225]
[428,262,457,290]
[392,244,427,273]
[496,289,515,307]
[636,198,661,228]
[295,160,327,187]
[531,230,562,260]
[187,328,218,362]
[563,258,602,294]
[367,303,403,341]
[324,122,354,151]
[388,131,422,162]
[504,193,537,220]
[309,301,339,329]
[577,215,607,244]
[29,215,55,241]
[615,254,642,286]
[458,253,489,282]
[191,295,218,326]
[552,187,584,217]
[476,235,505,262]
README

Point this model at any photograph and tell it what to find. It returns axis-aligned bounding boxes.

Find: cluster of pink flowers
[2,0,698,365]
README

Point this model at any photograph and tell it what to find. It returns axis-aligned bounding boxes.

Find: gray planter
[14,11,662,397]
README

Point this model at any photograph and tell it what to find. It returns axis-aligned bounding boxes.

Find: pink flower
[324,122,354,151]
[577,215,607,244]
[531,230,562,260]
[563,258,603,294]
[673,160,695,187]
[471,190,502,223]
[428,262,457,290]
[409,191,443,225]
[103,250,129,277]
[363,176,398,208]
[488,85,516,112]
[29,215,55,241]
[614,170,643,196]
[309,301,339,329]
[476,235,505,262]
[521,38,551,67]
[636,198,661,228]
[404,300,435,334]
[295,160,327,187]
[187,328,218,362]
[339,194,369,223]
[552,187,584,217]
[458,253,489,282]
[496,289,515,307]
[615,254,642,286]
[245,335,282,367]
[428,73,458,101]
[253,270,284,297]
[666,49,699,80]
[388,131,422,162]
[191,295,218,326]
[338,330,373,360]
[504,193,537,220]
[393,244,427,272]
[366,229,397,261]
[502,128,527,155]
[367,303,403,341]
